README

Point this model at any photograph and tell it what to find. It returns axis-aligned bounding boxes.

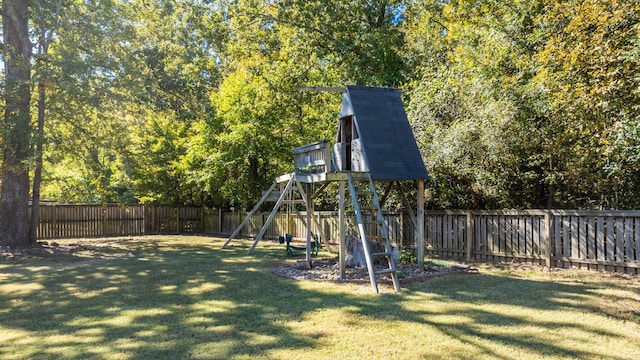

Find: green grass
[1,236,639,359]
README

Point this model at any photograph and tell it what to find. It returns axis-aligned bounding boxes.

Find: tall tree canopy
[404,0,640,209]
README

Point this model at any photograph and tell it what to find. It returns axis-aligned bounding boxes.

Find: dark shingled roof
[341,85,428,181]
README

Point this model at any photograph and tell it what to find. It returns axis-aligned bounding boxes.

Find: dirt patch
[272,258,479,284]
[0,242,92,259]
[0,238,149,260]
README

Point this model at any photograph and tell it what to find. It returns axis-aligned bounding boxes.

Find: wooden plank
[446,214,453,253]
[586,216,594,260]
[636,218,640,263]
[606,217,615,269]
[531,216,539,256]
[496,215,503,254]
[596,216,605,262]
[616,217,625,263]
[457,215,465,252]
[505,215,512,254]
[544,212,552,267]
[436,215,443,251]
[466,212,473,260]
[553,214,562,264]
[570,216,579,260]
[510,216,517,254]
[523,216,531,255]
[518,216,525,254]
[579,216,587,260]
[488,215,496,254]
[476,215,483,255]
[625,217,634,263]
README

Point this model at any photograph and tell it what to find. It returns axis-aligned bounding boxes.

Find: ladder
[347,173,401,293]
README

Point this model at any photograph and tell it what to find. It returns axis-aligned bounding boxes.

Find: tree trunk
[1,0,33,247]
[29,80,46,243]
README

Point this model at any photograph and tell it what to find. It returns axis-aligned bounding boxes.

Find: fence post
[175,207,180,234]
[545,211,552,268]
[151,205,156,234]
[52,205,58,238]
[466,211,474,261]
[417,180,425,270]
[200,206,205,233]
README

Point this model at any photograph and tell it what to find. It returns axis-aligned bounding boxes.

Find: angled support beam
[311,182,331,199]
[380,181,395,210]
[396,181,419,237]
[222,180,278,249]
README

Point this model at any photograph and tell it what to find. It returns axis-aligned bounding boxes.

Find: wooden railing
[292,140,332,174]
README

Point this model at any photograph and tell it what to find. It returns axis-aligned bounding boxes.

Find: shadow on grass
[1,236,638,359]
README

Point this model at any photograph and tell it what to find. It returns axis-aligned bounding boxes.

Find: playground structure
[223,85,428,293]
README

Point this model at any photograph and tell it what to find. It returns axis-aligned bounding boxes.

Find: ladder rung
[375,268,396,275]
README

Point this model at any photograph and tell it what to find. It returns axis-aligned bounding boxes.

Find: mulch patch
[272,258,479,284]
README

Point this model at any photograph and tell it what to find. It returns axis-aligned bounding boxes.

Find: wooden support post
[545,211,552,268]
[339,180,346,279]
[306,182,312,262]
[466,211,474,261]
[417,180,425,271]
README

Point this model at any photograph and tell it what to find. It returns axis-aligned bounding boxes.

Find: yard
[1,236,639,359]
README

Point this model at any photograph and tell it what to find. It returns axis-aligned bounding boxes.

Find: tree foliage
[404,0,640,209]
[2,0,640,247]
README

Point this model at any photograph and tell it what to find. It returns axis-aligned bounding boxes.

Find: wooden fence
[33,205,406,244]
[32,205,640,273]
[423,210,640,274]
[35,205,207,238]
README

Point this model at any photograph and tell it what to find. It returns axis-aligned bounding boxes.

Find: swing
[277,181,319,257]
[279,233,320,257]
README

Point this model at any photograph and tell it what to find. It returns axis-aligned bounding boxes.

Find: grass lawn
[1,236,639,359]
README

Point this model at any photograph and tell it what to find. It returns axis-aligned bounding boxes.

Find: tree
[1,0,32,246]
[532,0,640,208]
[29,0,64,242]
[403,0,640,210]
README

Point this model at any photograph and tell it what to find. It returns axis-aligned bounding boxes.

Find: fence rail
[31,205,640,273]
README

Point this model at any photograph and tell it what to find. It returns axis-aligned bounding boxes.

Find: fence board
[616,218,625,263]
[625,218,634,264]
[636,218,640,264]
